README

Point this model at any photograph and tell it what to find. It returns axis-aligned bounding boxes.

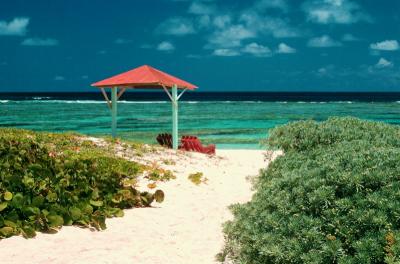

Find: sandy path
[0,149,279,264]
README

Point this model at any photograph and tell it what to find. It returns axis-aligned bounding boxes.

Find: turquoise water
[1,99,400,149]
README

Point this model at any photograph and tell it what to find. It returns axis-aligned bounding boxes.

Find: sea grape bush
[219,117,400,263]
[0,128,163,239]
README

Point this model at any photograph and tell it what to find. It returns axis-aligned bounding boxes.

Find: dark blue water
[1,92,400,149]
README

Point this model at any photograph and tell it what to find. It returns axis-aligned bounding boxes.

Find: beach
[1,0,398,261]
[0,148,281,264]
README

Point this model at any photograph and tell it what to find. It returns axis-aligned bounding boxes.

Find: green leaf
[46,192,58,202]
[3,191,12,201]
[91,188,99,200]
[28,163,42,171]
[41,209,50,216]
[11,193,24,208]
[89,200,103,207]
[114,208,124,217]
[47,215,64,227]
[69,207,82,221]
[140,192,154,206]
[111,194,123,203]
[21,226,36,238]
[63,216,73,226]
[3,220,17,228]
[22,206,40,216]
[32,196,45,207]
[92,215,106,230]
[81,204,93,215]
[22,175,35,187]
[154,190,165,203]
[0,202,7,212]
[0,226,14,237]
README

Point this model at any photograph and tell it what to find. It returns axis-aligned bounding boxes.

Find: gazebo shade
[91,64,198,149]
[91,65,197,90]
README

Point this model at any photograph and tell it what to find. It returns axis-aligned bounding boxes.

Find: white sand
[0,149,280,264]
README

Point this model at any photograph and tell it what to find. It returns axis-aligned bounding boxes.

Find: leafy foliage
[188,172,208,185]
[220,117,400,263]
[0,128,163,239]
[266,117,400,153]
[145,161,176,182]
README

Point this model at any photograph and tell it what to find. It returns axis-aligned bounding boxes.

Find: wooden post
[172,85,178,150]
[111,87,118,138]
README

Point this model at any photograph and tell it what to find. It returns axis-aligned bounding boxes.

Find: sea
[1,92,400,149]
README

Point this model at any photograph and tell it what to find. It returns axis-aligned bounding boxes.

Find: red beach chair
[156,133,173,148]
[180,135,216,155]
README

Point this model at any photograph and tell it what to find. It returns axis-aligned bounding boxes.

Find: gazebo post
[111,86,118,138]
[172,84,178,150]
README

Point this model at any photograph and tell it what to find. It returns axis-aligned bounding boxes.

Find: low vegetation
[188,172,208,186]
[219,117,400,263]
[145,161,176,182]
[0,128,164,239]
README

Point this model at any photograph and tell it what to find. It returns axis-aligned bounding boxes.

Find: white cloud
[81,75,89,79]
[21,38,59,46]
[157,41,175,52]
[213,49,240,57]
[98,50,107,55]
[0,17,29,36]
[213,15,232,29]
[254,0,288,12]
[239,11,300,38]
[114,38,132,44]
[54,76,65,81]
[242,42,271,57]
[162,1,302,56]
[342,33,359,41]
[206,24,255,49]
[277,43,296,53]
[302,0,371,24]
[156,17,195,36]
[375,58,393,68]
[318,67,327,74]
[188,1,216,15]
[307,35,342,47]
[315,65,335,77]
[370,40,399,51]
[203,3,301,51]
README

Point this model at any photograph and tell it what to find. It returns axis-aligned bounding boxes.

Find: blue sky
[0,0,399,92]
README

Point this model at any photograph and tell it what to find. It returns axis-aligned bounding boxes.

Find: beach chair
[180,135,216,155]
[156,133,173,148]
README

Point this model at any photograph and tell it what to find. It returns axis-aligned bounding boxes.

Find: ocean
[1,92,400,149]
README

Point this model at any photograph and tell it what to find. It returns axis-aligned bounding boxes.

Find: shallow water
[1,93,400,149]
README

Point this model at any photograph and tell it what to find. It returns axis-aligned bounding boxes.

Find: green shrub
[267,117,400,152]
[0,128,163,239]
[220,117,400,263]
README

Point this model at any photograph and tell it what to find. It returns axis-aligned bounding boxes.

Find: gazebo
[91,65,198,150]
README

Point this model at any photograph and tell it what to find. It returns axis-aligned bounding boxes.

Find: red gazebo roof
[91,65,197,90]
